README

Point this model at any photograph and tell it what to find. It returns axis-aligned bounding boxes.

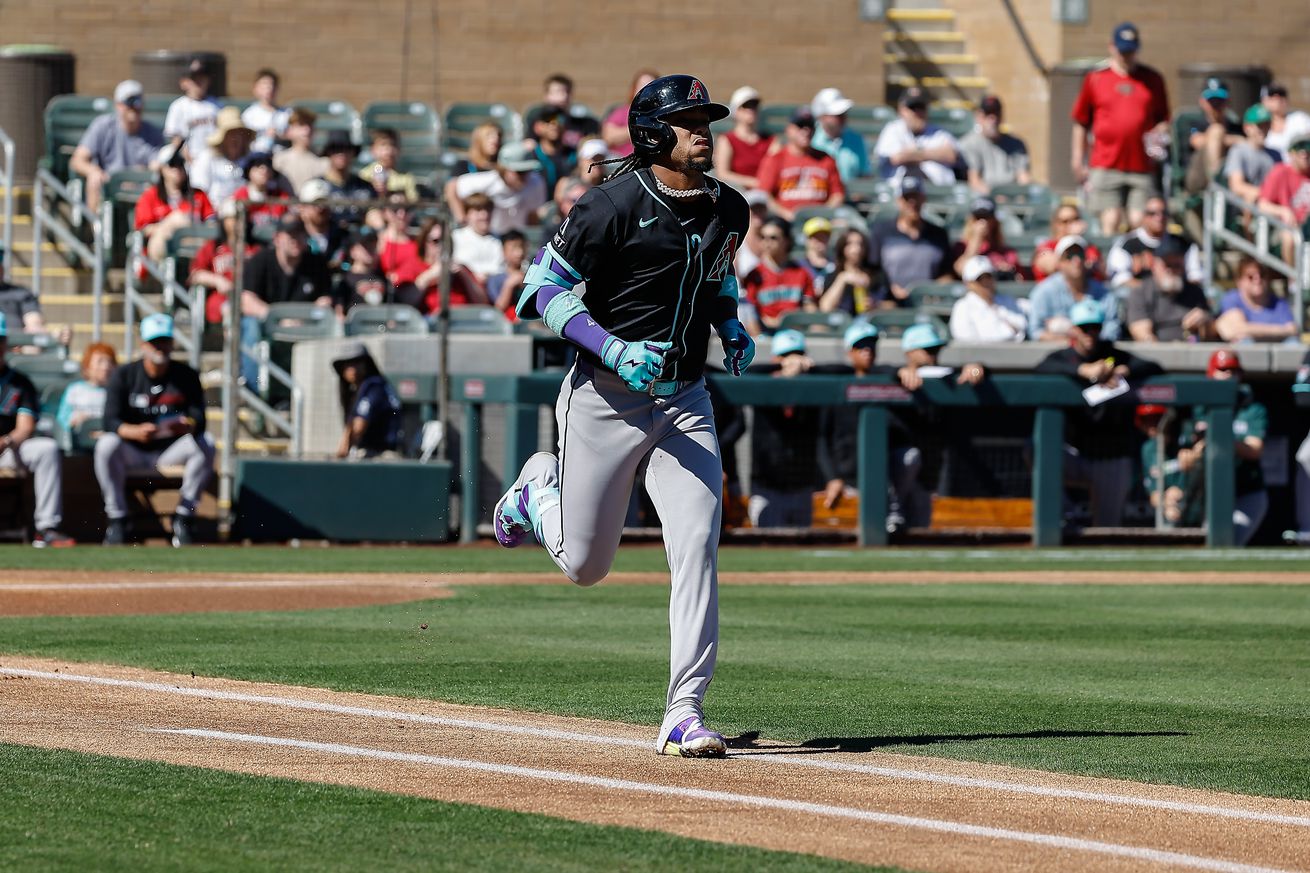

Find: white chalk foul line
[9,667,1310,831]
[149,727,1293,873]
[0,579,443,592]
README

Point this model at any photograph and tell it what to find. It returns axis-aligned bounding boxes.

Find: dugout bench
[446,372,1240,548]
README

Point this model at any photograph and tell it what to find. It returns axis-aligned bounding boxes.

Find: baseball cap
[789,108,816,128]
[1288,134,1310,153]
[114,79,144,107]
[497,141,541,173]
[332,341,373,376]
[770,329,807,357]
[1202,77,1229,101]
[276,214,307,235]
[578,139,609,162]
[1054,234,1088,258]
[961,255,996,283]
[899,87,929,110]
[901,323,946,352]
[184,57,211,79]
[1208,348,1242,377]
[844,321,879,350]
[240,151,274,176]
[896,175,925,198]
[743,189,769,209]
[978,95,1003,116]
[729,86,761,113]
[155,141,185,168]
[811,87,854,118]
[299,178,332,203]
[140,313,174,342]
[1154,234,1188,258]
[0,311,7,338]
[322,130,360,155]
[970,195,996,217]
[1244,104,1272,125]
[1068,298,1105,327]
[1261,82,1289,99]
[802,217,833,238]
[346,227,378,250]
[1111,22,1141,53]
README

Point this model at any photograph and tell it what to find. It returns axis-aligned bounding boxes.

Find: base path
[3,569,1308,617]
[1,656,1307,873]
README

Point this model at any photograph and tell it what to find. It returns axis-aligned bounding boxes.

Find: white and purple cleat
[493,481,534,548]
[660,716,727,758]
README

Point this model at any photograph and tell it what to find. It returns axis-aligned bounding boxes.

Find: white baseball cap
[812,87,854,118]
[114,79,144,105]
[1054,234,1089,258]
[299,178,333,203]
[961,255,996,283]
[578,139,609,162]
[729,86,761,113]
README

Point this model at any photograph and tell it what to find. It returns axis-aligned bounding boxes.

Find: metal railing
[0,126,13,275]
[122,231,205,369]
[1201,183,1310,330]
[31,168,106,340]
[241,360,304,457]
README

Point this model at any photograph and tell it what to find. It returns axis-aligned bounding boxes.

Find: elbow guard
[518,243,584,319]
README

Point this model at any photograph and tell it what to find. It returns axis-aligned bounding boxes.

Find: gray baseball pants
[1063,448,1133,527]
[1296,433,1310,537]
[94,433,215,519]
[513,364,722,750]
[0,437,64,531]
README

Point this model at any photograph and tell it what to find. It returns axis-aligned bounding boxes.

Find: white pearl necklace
[655,176,717,202]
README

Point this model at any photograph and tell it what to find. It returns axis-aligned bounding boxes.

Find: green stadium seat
[1170,109,1207,197]
[141,94,174,131]
[292,100,362,153]
[928,106,974,138]
[777,310,852,336]
[10,355,80,398]
[165,223,222,289]
[866,307,950,341]
[907,282,966,316]
[263,302,339,342]
[444,305,512,335]
[100,168,156,267]
[757,103,801,137]
[844,104,896,140]
[363,101,442,177]
[790,205,868,246]
[988,182,1057,230]
[345,304,429,336]
[995,280,1037,299]
[42,94,113,181]
[442,102,518,154]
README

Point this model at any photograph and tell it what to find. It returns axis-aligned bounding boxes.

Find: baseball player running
[493,74,752,758]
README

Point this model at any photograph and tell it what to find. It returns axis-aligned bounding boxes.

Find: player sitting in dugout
[332,343,402,460]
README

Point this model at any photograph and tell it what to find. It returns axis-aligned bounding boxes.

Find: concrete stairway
[884,0,989,108]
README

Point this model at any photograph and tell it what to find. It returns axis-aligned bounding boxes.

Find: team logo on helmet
[687,79,705,102]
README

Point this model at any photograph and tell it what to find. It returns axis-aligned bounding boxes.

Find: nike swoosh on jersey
[680,218,695,226]
[639,217,657,227]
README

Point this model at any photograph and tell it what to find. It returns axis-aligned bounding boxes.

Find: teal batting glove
[718,319,755,376]
[607,340,672,392]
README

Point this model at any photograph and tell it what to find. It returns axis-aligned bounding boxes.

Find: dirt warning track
[2,656,1307,873]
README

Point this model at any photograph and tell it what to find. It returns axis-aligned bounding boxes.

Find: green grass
[1,543,1309,574]
[3,584,1308,799]
[0,744,892,873]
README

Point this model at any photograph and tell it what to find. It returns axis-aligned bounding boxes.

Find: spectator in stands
[273,108,328,196]
[241,214,333,385]
[190,107,255,208]
[1260,82,1310,160]
[0,251,72,349]
[742,217,816,334]
[550,179,589,239]
[1028,235,1121,340]
[332,229,391,314]
[896,323,987,392]
[135,143,216,263]
[951,195,1021,280]
[452,193,506,283]
[949,256,1027,343]
[1031,204,1102,281]
[486,229,528,316]
[241,68,290,155]
[529,73,597,150]
[71,79,164,213]
[1183,78,1243,197]
[1257,134,1310,265]
[1226,105,1280,205]
[360,127,419,202]
[867,175,951,306]
[566,140,610,200]
[528,107,577,200]
[811,88,871,183]
[0,313,74,547]
[445,142,546,235]
[1216,255,1297,343]
[295,179,345,262]
[874,87,960,186]
[332,343,402,459]
[602,69,659,158]
[734,189,770,285]
[454,122,503,176]
[817,322,924,531]
[231,152,291,234]
[1070,22,1170,234]
[818,229,877,316]
[96,313,212,546]
[410,217,486,314]
[749,329,820,527]
[1126,236,1214,341]
[1036,299,1162,527]
[56,342,116,440]
[960,95,1031,194]
[1180,350,1269,545]
[319,132,372,224]
[189,212,259,325]
[755,109,845,221]
[1105,196,1201,289]
[713,86,773,191]
[800,217,834,286]
[164,58,221,162]
[376,193,422,288]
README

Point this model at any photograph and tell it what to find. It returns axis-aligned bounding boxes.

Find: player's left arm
[711,199,756,376]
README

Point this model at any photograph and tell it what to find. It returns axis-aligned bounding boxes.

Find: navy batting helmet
[628,75,730,158]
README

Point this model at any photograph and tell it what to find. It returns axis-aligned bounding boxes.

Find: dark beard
[683,153,713,173]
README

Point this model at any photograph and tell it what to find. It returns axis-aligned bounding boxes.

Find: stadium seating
[344,304,429,336]
[42,95,112,181]
[777,310,852,336]
[908,282,966,316]
[757,104,801,137]
[263,303,340,342]
[291,99,363,152]
[100,168,155,267]
[443,305,513,335]
[362,101,442,177]
[865,307,950,340]
[928,106,974,138]
[442,103,518,154]
[988,182,1056,230]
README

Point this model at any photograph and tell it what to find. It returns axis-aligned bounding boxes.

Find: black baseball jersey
[104,359,207,451]
[0,365,39,437]
[547,168,750,382]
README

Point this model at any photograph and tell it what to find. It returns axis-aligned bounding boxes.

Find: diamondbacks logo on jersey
[552,214,571,249]
[706,232,739,282]
[687,79,705,102]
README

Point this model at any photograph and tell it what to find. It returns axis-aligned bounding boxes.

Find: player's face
[664,109,713,173]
